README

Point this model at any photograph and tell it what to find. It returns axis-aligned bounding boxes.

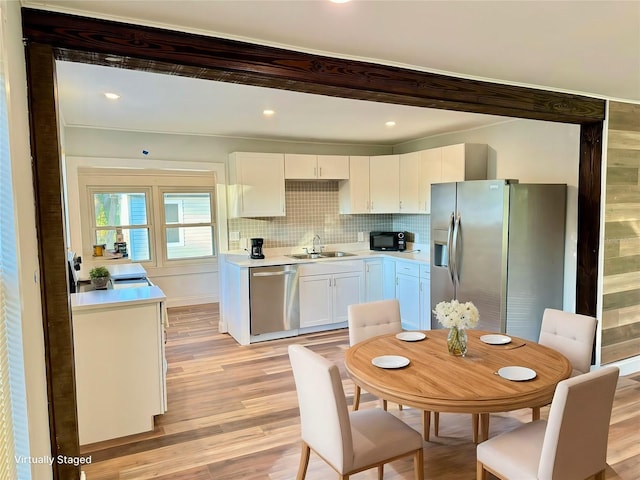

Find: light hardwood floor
[80,304,640,480]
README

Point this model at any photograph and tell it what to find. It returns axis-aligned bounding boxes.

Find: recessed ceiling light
[385,121,396,127]
[104,92,120,100]
[263,109,275,116]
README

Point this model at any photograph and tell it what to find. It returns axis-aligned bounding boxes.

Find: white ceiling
[24,0,640,144]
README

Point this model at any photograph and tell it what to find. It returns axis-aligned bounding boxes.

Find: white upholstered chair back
[288,345,354,473]
[538,308,597,376]
[538,366,619,479]
[348,299,402,346]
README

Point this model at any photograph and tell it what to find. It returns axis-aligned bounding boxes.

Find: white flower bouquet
[433,299,479,330]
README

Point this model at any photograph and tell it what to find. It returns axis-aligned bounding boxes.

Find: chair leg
[422,410,430,441]
[377,464,384,480]
[531,406,541,421]
[433,412,440,436]
[381,399,388,411]
[476,460,487,480]
[414,447,424,480]
[398,403,403,411]
[472,414,479,443]
[594,470,606,480]
[353,385,361,411]
[296,442,311,480]
[479,413,490,442]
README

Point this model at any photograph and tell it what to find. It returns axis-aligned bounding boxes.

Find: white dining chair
[347,299,403,411]
[531,308,597,420]
[481,308,598,439]
[476,366,619,480]
[288,344,425,480]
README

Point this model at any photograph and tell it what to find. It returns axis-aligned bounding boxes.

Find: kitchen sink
[286,251,356,260]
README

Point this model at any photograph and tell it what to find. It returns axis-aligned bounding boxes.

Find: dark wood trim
[21,8,605,124]
[24,42,80,479]
[576,121,604,317]
[20,8,606,479]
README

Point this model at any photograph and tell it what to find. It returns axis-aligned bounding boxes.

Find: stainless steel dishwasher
[249,265,300,335]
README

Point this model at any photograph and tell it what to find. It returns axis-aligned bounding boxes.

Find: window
[79,170,216,267]
[162,192,215,260]
[91,189,151,262]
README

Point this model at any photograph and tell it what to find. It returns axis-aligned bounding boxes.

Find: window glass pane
[166,226,214,259]
[163,193,211,224]
[96,228,150,261]
[94,192,147,226]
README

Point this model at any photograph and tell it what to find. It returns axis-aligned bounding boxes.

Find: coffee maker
[250,238,265,259]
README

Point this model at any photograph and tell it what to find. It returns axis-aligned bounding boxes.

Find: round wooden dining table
[344,329,572,442]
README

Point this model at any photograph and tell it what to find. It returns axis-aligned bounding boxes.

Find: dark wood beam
[21,8,604,124]
[577,121,604,316]
[24,41,80,479]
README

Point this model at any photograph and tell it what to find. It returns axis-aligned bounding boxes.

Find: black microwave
[370,231,406,251]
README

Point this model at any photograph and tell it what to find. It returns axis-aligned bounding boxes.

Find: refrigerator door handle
[452,212,461,285]
[447,212,455,284]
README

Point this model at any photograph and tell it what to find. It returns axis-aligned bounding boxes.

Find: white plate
[481,334,512,345]
[371,355,410,369]
[498,366,537,381]
[396,331,426,342]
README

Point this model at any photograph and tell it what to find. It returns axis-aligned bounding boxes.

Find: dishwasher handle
[252,270,296,277]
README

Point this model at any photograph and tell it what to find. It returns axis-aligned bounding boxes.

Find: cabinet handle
[319,167,322,177]
[314,167,317,177]
[371,201,374,211]
[399,200,403,210]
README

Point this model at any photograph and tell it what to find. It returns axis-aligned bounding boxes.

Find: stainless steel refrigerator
[430,179,566,341]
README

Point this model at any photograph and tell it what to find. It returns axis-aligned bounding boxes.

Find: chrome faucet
[312,234,321,254]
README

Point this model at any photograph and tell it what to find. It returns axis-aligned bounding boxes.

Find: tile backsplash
[227,180,429,250]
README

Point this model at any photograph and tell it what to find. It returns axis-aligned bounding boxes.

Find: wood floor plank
[79,303,640,480]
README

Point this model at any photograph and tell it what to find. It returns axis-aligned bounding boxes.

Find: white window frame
[159,187,216,263]
[78,168,217,268]
[163,199,184,246]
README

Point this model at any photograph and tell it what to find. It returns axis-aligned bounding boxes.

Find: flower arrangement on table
[433,300,479,356]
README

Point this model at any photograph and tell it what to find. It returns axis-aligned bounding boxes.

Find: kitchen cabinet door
[419,148,442,214]
[317,155,349,179]
[399,151,421,213]
[284,153,317,179]
[228,152,285,217]
[299,274,333,328]
[332,271,364,324]
[395,261,420,330]
[420,264,432,330]
[369,154,399,213]
[365,259,384,302]
[339,155,370,214]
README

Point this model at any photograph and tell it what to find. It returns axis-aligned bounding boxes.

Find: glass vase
[447,326,468,356]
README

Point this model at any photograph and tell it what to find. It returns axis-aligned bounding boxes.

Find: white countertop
[222,244,430,268]
[71,285,166,312]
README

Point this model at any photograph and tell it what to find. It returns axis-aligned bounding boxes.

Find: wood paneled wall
[603,101,640,363]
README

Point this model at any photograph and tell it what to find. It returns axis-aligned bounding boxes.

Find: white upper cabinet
[228,152,286,218]
[285,154,349,180]
[418,143,488,213]
[441,143,487,183]
[399,151,421,213]
[339,156,370,214]
[369,154,399,213]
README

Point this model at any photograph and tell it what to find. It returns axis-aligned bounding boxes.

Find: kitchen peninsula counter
[70,268,168,445]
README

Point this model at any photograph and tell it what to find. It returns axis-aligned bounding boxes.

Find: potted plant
[89,265,110,290]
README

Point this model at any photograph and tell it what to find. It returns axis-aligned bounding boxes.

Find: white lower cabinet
[299,261,364,328]
[364,258,384,302]
[420,265,431,330]
[395,261,421,330]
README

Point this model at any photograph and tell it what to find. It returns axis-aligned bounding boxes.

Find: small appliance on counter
[370,231,406,251]
[250,238,265,259]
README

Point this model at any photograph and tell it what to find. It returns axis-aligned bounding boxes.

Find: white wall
[2,2,52,478]
[396,118,581,311]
